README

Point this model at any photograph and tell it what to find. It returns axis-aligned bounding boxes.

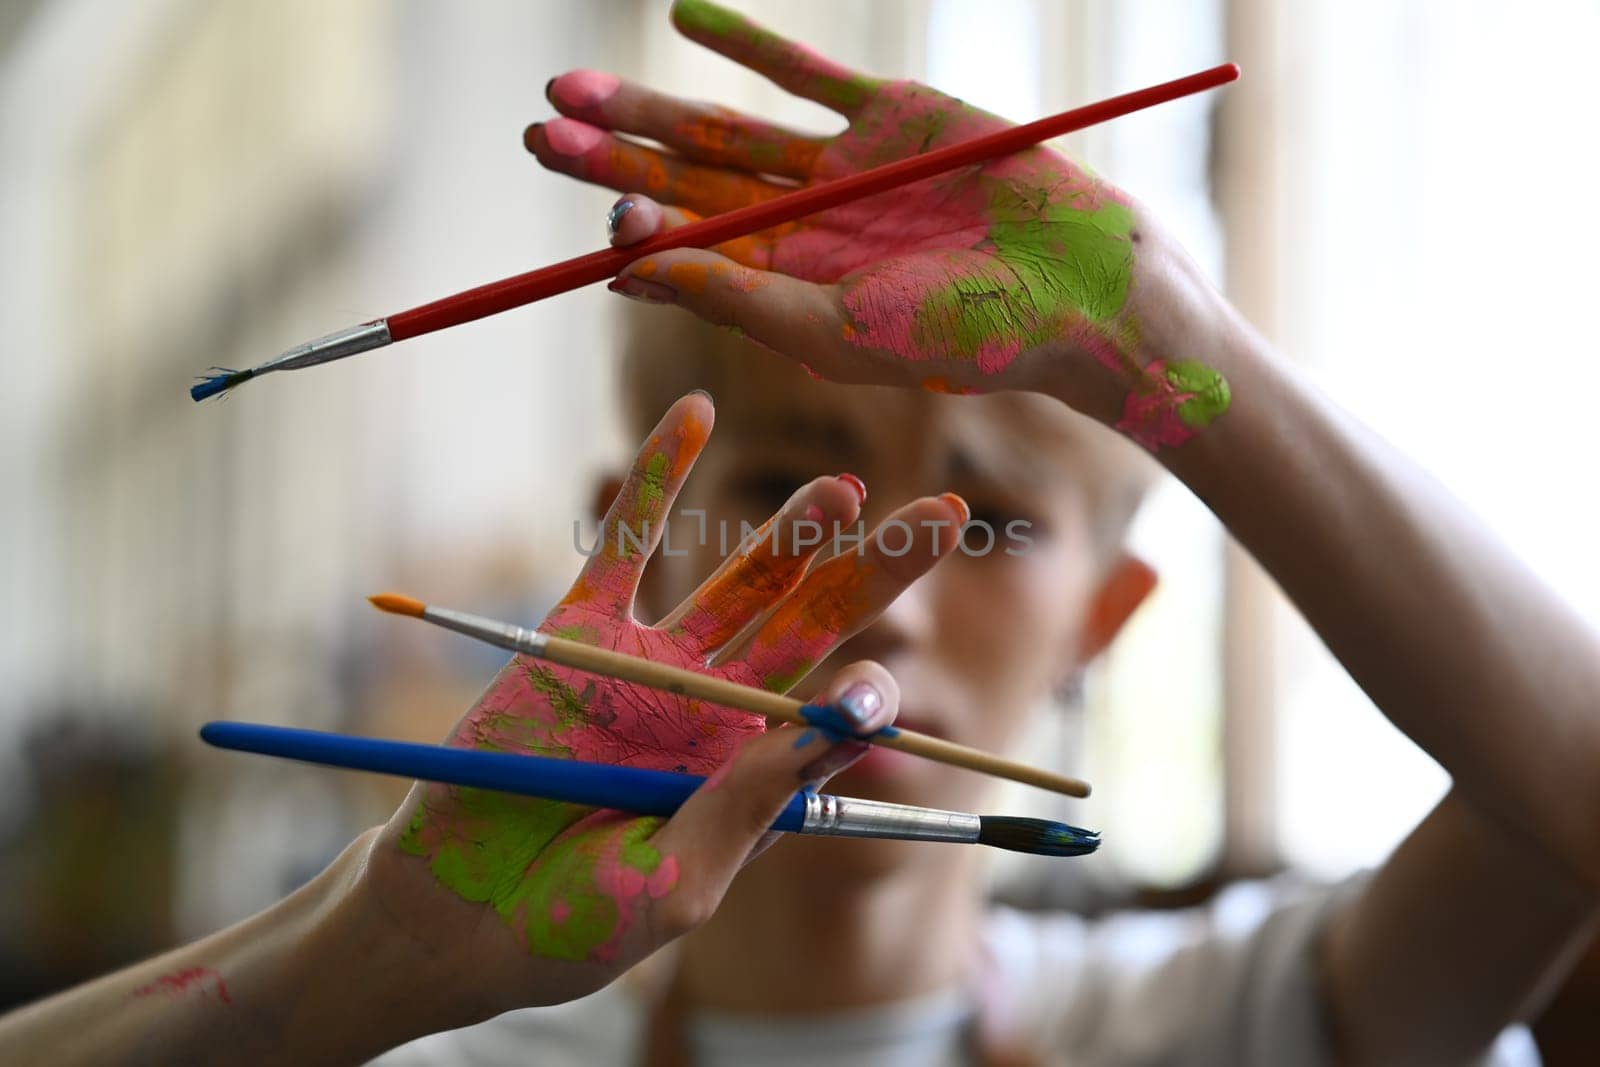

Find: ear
[1076,553,1158,664]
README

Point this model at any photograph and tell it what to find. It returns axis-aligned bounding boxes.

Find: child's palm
[371,393,961,1006]
[535,0,1140,394]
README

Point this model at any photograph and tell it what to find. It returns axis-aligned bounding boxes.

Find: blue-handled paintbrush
[199,721,1098,857]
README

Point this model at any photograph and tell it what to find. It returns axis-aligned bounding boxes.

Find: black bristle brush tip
[190,367,253,402]
[977,816,1101,857]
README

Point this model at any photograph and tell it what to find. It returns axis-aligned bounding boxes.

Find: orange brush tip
[368,592,426,617]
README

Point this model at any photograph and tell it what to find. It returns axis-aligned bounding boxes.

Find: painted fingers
[562,392,713,616]
[528,118,791,218]
[734,493,970,692]
[669,0,879,117]
[659,473,866,655]
[602,193,845,363]
[547,70,828,179]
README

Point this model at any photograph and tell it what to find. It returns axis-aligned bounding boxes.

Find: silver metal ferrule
[802,793,981,845]
[254,320,392,375]
[423,606,548,657]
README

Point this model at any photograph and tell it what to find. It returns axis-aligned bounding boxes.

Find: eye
[960,499,1052,554]
[725,468,802,516]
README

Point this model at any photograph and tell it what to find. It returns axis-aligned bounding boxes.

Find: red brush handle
[386,62,1240,343]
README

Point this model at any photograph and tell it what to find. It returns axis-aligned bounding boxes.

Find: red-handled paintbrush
[190,62,1239,401]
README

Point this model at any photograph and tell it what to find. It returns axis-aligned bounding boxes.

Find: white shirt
[374,879,1538,1066]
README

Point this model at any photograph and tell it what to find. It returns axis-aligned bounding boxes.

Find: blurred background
[2,0,1598,1054]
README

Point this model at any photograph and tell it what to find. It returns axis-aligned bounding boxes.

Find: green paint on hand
[1165,359,1231,429]
[671,0,873,115]
[632,452,671,531]
[401,791,663,961]
[525,665,591,732]
[907,179,1135,368]
[517,816,670,961]
[550,623,599,643]
[986,186,1135,324]
[760,660,815,695]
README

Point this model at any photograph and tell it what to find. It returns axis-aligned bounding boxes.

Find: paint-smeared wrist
[309,830,496,1047]
[1044,232,1240,454]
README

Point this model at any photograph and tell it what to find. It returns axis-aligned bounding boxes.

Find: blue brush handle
[200,721,807,832]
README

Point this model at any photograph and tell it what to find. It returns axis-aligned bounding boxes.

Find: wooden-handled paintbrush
[368,592,1093,798]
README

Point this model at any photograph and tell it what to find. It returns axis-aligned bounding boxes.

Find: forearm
[1060,253,1600,885]
[0,829,472,1066]
[1324,790,1600,1063]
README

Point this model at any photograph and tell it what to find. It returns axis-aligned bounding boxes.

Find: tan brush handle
[538,635,1092,799]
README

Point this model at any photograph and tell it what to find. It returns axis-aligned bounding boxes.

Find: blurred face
[633,365,1117,816]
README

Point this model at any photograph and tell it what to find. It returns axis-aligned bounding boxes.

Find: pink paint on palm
[839,251,1017,369]
[590,847,679,962]
[444,402,774,773]
[404,398,917,962]
[460,621,764,775]
[746,89,1006,282]
[605,74,1128,382]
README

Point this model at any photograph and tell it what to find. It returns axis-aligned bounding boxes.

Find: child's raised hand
[528,0,1230,450]
[369,391,966,1014]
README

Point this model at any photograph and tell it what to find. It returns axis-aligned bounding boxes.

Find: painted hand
[528,0,1231,451]
[369,392,966,1014]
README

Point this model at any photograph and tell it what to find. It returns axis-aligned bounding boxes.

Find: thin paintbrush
[190,62,1239,401]
[367,592,1093,799]
[199,721,1098,857]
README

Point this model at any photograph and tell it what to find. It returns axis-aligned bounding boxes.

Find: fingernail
[939,491,970,526]
[544,77,555,100]
[607,198,635,236]
[689,388,715,404]
[607,276,677,305]
[837,473,866,505]
[836,682,885,731]
[522,122,543,153]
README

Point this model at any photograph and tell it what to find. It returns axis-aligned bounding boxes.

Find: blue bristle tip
[190,369,248,402]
